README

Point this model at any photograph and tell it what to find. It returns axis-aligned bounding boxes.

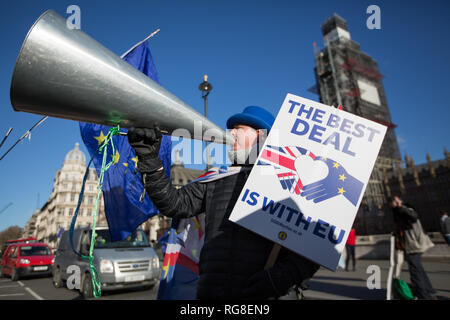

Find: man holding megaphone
[128,106,319,300]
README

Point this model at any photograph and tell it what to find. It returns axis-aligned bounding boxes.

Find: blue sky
[0,0,449,231]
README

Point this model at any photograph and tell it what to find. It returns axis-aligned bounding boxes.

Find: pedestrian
[338,248,346,270]
[127,106,320,300]
[345,227,356,271]
[389,195,437,300]
[440,211,450,246]
[393,235,405,279]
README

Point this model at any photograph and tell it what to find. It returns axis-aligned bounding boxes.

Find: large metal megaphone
[10,10,233,145]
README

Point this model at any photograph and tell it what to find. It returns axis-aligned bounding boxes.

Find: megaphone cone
[10,10,233,145]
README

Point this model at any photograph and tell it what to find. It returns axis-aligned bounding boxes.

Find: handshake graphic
[257,145,364,207]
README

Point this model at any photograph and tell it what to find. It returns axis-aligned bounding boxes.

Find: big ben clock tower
[313,14,402,231]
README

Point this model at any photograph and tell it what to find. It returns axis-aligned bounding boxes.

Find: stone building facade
[354,149,450,235]
[384,150,450,232]
[23,143,107,248]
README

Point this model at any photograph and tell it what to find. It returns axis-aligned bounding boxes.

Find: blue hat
[226,106,275,133]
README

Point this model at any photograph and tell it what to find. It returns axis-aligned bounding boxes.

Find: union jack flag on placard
[257,145,315,195]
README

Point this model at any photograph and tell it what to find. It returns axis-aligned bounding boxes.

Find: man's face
[229,124,260,151]
[391,196,402,208]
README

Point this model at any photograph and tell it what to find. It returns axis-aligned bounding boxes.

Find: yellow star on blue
[123,156,137,173]
[131,157,138,168]
[112,150,120,165]
[162,256,171,279]
[94,131,107,146]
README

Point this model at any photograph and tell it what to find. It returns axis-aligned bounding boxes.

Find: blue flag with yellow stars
[79,40,171,241]
[300,156,364,206]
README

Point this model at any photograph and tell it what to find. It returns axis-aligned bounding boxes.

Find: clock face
[325,27,351,42]
[357,80,381,106]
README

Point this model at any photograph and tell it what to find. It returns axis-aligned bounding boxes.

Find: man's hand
[241,269,279,299]
[127,127,163,173]
[241,266,294,299]
[300,156,364,206]
[127,127,162,158]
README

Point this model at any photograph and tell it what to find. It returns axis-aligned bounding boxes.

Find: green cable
[83,126,121,298]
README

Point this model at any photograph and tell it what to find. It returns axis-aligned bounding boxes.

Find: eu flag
[157,216,205,300]
[79,40,171,241]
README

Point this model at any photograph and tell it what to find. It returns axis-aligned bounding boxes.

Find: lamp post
[199,75,213,169]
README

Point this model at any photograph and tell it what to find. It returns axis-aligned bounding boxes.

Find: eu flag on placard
[79,40,171,241]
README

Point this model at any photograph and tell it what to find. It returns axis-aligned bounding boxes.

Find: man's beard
[227,143,262,165]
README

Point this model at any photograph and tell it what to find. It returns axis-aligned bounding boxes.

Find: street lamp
[198,75,213,169]
[199,74,213,117]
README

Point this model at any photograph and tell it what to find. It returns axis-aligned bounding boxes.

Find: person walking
[440,211,450,246]
[345,227,356,271]
[389,195,437,300]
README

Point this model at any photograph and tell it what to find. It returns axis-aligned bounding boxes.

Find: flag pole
[118,29,162,138]
[0,127,13,149]
[0,116,48,161]
[120,28,160,59]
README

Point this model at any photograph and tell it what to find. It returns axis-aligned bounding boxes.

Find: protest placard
[229,93,387,270]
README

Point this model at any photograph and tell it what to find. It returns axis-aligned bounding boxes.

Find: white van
[53,226,160,298]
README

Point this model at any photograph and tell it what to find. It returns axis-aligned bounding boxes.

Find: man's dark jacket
[142,165,319,300]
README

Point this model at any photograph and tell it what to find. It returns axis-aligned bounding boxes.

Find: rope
[69,126,121,298]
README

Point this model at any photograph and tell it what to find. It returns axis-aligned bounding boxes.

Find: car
[0,242,54,280]
[53,227,160,298]
[1,237,38,258]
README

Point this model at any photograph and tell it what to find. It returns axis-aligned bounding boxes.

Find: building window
[87,209,92,217]
[88,196,93,204]
[68,208,74,216]
[71,193,75,202]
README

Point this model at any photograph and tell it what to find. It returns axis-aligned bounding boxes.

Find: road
[0,258,449,300]
[0,274,158,300]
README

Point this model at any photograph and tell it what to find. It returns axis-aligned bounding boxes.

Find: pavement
[303,258,450,300]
